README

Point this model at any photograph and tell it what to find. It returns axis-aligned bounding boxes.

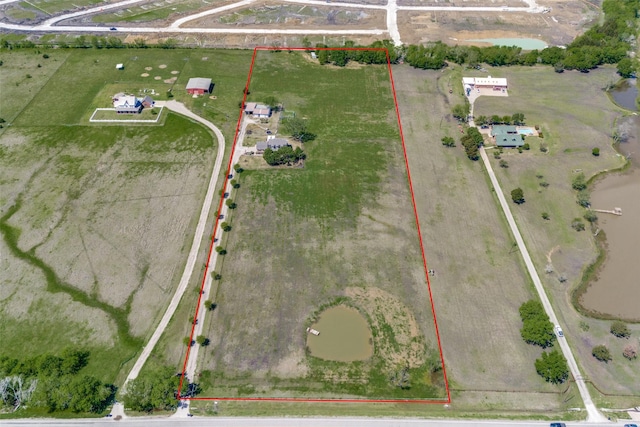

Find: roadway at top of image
[0,0,547,46]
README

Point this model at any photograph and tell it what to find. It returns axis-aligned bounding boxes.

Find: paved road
[0,0,545,47]
[0,417,624,427]
[122,101,226,390]
[478,146,606,423]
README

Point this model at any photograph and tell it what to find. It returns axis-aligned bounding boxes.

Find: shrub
[577,190,590,208]
[539,142,547,152]
[511,188,525,204]
[623,345,637,360]
[583,210,598,223]
[592,147,600,156]
[441,136,455,147]
[523,143,530,150]
[539,181,549,188]
[43,53,49,59]
[572,173,587,191]
[499,160,508,168]
[571,218,585,231]
[592,345,612,362]
[610,320,630,338]
[542,212,550,220]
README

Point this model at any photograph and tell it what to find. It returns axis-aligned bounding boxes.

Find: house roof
[462,76,508,86]
[113,95,140,109]
[186,77,212,90]
[267,138,289,148]
[496,134,523,147]
[244,102,257,112]
[491,125,517,136]
[256,141,268,150]
[141,95,154,104]
[254,107,271,116]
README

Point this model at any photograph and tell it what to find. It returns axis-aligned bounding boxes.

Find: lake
[580,115,640,321]
[306,305,373,362]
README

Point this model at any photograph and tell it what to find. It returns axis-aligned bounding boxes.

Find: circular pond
[306,305,373,362]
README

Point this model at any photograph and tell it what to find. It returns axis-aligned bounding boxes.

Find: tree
[577,190,591,208]
[535,350,569,384]
[610,320,630,338]
[230,179,240,189]
[225,199,237,209]
[616,57,636,78]
[66,375,113,413]
[263,146,306,166]
[499,160,508,168]
[233,163,243,173]
[511,112,526,125]
[204,300,217,311]
[475,115,488,126]
[123,367,179,412]
[511,188,525,204]
[441,136,455,147]
[623,345,637,360]
[221,222,231,232]
[571,218,585,231]
[521,318,556,348]
[196,335,210,346]
[572,173,587,191]
[215,246,227,255]
[283,117,316,142]
[451,103,470,121]
[183,337,194,347]
[592,147,600,156]
[592,345,612,362]
[389,366,411,389]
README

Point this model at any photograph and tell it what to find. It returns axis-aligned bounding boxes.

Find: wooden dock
[592,207,622,216]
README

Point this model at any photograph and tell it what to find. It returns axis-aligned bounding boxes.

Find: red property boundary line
[178,47,451,404]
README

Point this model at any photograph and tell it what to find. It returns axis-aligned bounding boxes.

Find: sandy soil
[182,1,386,30]
[398,0,599,46]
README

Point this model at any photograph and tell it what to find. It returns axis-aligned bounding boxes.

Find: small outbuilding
[186,77,213,95]
[244,102,272,118]
[116,63,124,70]
[141,95,155,108]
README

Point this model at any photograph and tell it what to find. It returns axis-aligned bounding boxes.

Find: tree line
[0,350,114,413]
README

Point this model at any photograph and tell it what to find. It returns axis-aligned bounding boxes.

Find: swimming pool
[518,129,535,135]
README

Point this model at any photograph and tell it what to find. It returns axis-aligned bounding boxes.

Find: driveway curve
[122,100,225,388]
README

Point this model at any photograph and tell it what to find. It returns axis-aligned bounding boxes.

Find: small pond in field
[306,305,373,362]
[468,38,547,50]
[609,79,638,111]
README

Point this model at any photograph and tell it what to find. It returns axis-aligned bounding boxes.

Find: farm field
[194,51,447,400]
[0,48,250,386]
[473,65,640,398]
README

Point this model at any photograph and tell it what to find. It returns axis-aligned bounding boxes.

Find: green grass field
[193,51,447,400]
[0,48,250,394]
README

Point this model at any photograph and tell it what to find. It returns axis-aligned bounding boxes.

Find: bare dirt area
[392,64,562,410]
[398,0,599,46]
[183,1,385,29]
[398,0,527,6]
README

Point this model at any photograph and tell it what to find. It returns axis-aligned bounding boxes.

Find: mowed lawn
[0,48,249,386]
[474,66,638,396]
[198,51,447,399]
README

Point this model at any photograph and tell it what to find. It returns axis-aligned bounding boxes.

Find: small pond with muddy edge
[609,78,638,111]
[580,115,640,321]
[306,305,373,362]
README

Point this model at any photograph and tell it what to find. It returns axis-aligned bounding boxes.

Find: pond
[580,115,640,321]
[468,38,548,50]
[306,305,373,362]
[609,79,638,111]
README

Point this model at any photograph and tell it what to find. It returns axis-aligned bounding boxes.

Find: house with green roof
[491,125,523,147]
